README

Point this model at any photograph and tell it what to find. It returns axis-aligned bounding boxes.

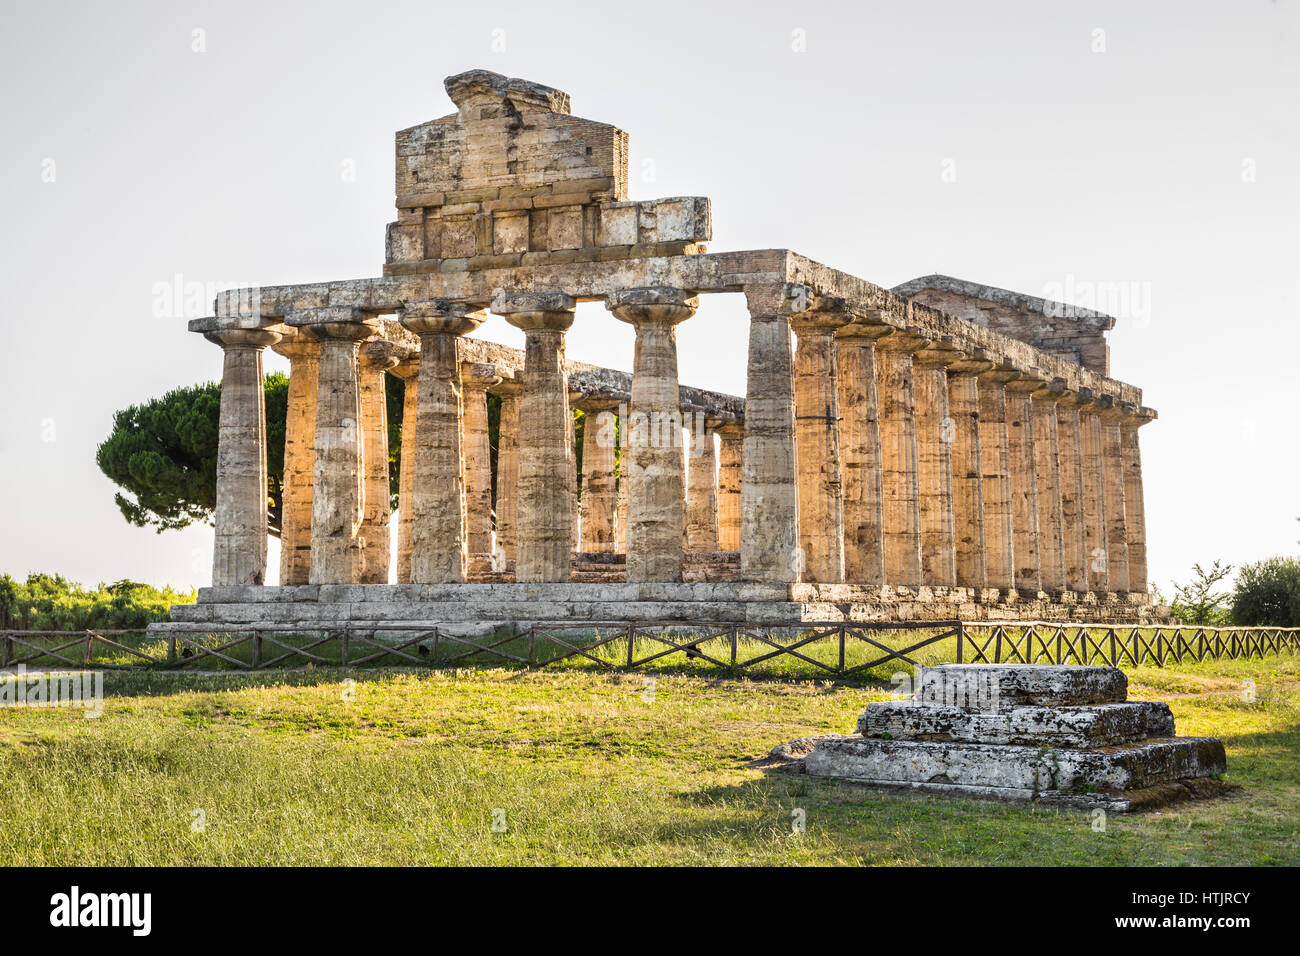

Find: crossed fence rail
[0,622,1296,675]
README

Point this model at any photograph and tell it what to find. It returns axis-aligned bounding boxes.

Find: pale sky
[1,0,1296,594]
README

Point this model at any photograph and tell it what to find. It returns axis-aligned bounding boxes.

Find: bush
[1231,557,1300,627]
[0,573,195,631]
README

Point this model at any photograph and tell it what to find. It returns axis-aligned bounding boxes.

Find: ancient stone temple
[173,69,1160,630]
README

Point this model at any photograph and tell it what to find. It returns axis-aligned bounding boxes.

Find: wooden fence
[1,621,1297,675]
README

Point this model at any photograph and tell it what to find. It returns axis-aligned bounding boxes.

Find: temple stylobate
[173,69,1159,631]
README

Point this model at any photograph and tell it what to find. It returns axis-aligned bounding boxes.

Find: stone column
[357,342,401,584]
[790,303,850,583]
[686,422,720,552]
[206,327,281,587]
[293,309,376,585]
[739,284,804,582]
[1006,371,1045,595]
[272,331,318,587]
[835,317,890,585]
[716,423,743,552]
[1078,392,1109,593]
[400,300,486,584]
[1056,389,1092,593]
[977,361,1020,592]
[390,358,420,584]
[913,338,962,588]
[461,362,501,573]
[1098,395,1131,594]
[607,287,699,583]
[1032,379,1069,594]
[946,350,994,591]
[876,330,927,588]
[578,398,620,553]
[1121,405,1156,596]
[492,292,577,583]
[568,402,580,554]
[491,374,523,568]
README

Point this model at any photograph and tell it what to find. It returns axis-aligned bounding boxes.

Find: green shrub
[0,573,195,631]
[1231,557,1300,627]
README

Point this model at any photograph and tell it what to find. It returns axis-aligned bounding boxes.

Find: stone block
[858,699,1175,747]
[917,664,1127,709]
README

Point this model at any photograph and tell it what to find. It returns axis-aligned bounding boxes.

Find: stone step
[857,700,1175,748]
[917,664,1128,709]
[805,735,1226,796]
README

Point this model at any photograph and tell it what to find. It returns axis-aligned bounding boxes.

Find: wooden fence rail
[1,622,1297,675]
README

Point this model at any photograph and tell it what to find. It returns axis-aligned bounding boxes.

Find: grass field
[0,653,1296,865]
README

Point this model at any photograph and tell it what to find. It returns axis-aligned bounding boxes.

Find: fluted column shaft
[461,363,501,572]
[1006,377,1043,594]
[490,377,523,568]
[914,347,959,588]
[274,334,318,586]
[836,324,888,585]
[579,401,620,553]
[401,301,485,584]
[791,310,849,582]
[207,328,280,587]
[1121,407,1154,595]
[391,360,420,583]
[1099,398,1131,593]
[876,334,925,588]
[739,285,803,582]
[301,314,374,585]
[357,343,400,584]
[494,293,576,583]
[977,366,1018,591]
[1079,398,1108,592]
[686,425,720,552]
[1033,383,1068,593]
[946,352,992,591]
[607,287,698,583]
[1056,392,1091,593]
[716,424,743,552]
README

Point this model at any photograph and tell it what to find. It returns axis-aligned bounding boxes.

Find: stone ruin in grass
[775,664,1233,812]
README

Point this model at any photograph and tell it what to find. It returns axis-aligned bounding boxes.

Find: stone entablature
[183,69,1160,623]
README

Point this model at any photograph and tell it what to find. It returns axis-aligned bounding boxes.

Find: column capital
[606,286,698,326]
[287,306,376,341]
[1034,376,1072,403]
[360,339,407,370]
[946,346,995,377]
[1058,385,1098,409]
[460,361,502,390]
[1096,393,1128,423]
[491,291,576,331]
[204,328,281,350]
[390,357,420,381]
[1128,404,1158,427]
[1005,366,1051,394]
[874,325,930,354]
[789,295,853,335]
[913,335,965,369]
[574,394,621,414]
[271,327,319,361]
[400,299,487,336]
[490,371,524,398]
[743,282,811,318]
[976,356,1023,384]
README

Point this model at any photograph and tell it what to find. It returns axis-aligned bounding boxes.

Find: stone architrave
[579,398,620,553]
[875,329,928,588]
[790,301,850,583]
[206,327,281,587]
[400,299,486,584]
[390,358,420,583]
[976,360,1020,592]
[272,330,319,587]
[946,349,994,591]
[492,292,577,583]
[740,284,805,583]
[289,308,377,585]
[461,361,502,572]
[836,316,891,585]
[606,286,699,583]
[715,423,744,553]
[357,341,403,584]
